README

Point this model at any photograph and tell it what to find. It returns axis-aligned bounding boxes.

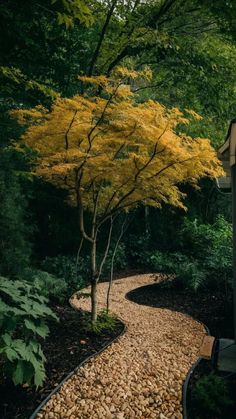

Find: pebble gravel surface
[37,274,206,419]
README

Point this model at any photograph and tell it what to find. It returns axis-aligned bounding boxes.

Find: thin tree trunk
[106,215,127,313]
[144,205,150,235]
[91,280,97,322]
[91,238,98,322]
[76,237,84,279]
[90,217,114,322]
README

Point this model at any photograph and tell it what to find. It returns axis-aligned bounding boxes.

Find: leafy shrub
[0,277,57,387]
[176,259,207,291]
[193,373,233,416]
[23,268,68,303]
[127,233,151,265]
[146,251,187,274]
[180,216,232,264]
[101,243,128,277]
[180,216,232,290]
[144,250,206,291]
[135,215,232,293]
[41,255,89,291]
[82,309,119,335]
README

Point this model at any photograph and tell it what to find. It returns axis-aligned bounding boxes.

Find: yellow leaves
[79,66,152,100]
[12,68,222,215]
[79,75,108,88]
[10,105,48,125]
[184,109,203,121]
[114,66,152,81]
[116,84,134,99]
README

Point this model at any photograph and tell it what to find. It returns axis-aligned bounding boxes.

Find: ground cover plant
[0,278,57,388]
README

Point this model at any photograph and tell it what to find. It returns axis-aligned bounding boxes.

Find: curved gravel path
[37,274,206,419]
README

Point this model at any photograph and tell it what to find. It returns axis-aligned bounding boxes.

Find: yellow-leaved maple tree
[12,68,223,321]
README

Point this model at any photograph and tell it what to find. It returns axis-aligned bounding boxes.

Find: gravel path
[37,274,206,419]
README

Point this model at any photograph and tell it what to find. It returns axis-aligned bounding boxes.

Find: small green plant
[0,277,58,387]
[23,268,68,303]
[193,372,233,416]
[175,259,207,291]
[82,309,118,335]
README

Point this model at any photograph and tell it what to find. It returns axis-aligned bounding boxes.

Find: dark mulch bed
[127,278,233,339]
[127,278,236,419]
[0,305,124,419]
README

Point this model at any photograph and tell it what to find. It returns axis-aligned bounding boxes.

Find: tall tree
[13,69,223,320]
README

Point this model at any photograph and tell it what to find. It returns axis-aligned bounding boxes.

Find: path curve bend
[37,274,206,419]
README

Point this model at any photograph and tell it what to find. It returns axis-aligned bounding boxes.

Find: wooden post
[231,163,236,342]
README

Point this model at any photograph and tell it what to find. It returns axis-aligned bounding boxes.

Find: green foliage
[146,250,187,274]
[41,255,88,291]
[0,163,32,278]
[102,243,128,277]
[0,277,57,387]
[41,246,127,289]
[143,250,206,292]
[54,0,94,28]
[82,309,119,335]
[0,66,58,102]
[23,268,68,303]
[128,233,151,265]
[136,215,232,292]
[180,216,232,289]
[193,373,233,416]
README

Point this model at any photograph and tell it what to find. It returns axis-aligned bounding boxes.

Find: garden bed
[127,278,236,419]
[0,305,124,419]
[127,279,233,339]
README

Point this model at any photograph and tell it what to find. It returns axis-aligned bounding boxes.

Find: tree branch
[106,214,128,312]
[97,216,114,280]
[65,110,77,150]
[88,0,118,76]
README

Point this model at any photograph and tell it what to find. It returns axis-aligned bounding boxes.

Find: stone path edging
[35,274,207,419]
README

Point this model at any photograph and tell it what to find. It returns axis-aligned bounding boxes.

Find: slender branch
[97,216,114,280]
[76,171,93,243]
[88,0,118,76]
[91,185,100,239]
[76,237,84,277]
[102,143,166,218]
[134,142,158,182]
[147,0,178,29]
[87,82,121,147]
[133,82,166,92]
[65,110,77,150]
[148,156,195,179]
[106,214,128,312]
